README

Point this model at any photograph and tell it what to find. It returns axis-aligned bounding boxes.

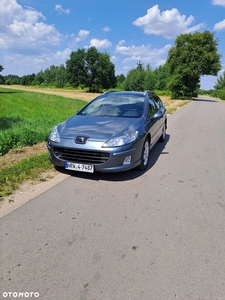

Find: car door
[148,93,165,141]
[146,97,160,148]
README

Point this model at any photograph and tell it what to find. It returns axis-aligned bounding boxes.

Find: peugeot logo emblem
[75,136,88,144]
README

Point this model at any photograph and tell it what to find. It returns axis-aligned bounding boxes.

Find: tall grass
[0,88,87,155]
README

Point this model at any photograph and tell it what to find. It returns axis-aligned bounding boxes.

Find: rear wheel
[159,123,166,142]
[137,137,150,171]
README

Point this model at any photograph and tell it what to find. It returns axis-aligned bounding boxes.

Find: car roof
[103,91,147,97]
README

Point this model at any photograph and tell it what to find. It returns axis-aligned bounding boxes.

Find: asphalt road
[1,96,225,300]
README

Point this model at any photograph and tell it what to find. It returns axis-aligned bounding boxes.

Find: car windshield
[79,94,145,118]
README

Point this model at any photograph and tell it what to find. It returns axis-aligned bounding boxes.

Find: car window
[148,98,158,118]
[148,92,163,108]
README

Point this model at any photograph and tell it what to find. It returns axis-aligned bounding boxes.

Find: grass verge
[0,153,54,199]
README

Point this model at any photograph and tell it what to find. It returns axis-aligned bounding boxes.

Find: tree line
[0,51,170,93]
[0,31,224,99]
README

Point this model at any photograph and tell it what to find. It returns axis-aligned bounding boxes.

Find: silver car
[47,91,167,173]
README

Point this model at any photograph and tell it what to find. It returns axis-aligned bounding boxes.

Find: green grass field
[0,88,87,156]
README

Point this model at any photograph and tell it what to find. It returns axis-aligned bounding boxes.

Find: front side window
[148,98,158,118]
[148,92,163,108]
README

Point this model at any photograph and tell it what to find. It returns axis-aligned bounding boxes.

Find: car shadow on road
[55,134,170,182]
[193,98,218,103]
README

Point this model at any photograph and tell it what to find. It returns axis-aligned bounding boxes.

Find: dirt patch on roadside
[0,85,100,102]
[0,142,47,170]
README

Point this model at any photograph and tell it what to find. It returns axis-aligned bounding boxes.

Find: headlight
[102,131,138,148]
[49,126,60,143]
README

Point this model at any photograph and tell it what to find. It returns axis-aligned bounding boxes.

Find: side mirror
[153,111,163,120]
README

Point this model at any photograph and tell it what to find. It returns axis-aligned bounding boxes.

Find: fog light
[123,156,131,165]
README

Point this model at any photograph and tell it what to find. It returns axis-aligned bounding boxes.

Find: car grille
[53,147,110,164]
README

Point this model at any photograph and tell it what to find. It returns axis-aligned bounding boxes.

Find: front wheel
[137,137,150,171]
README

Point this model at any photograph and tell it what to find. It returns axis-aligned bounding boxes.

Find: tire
[54,165,65,172]
[159,123,166,142]
[137,137,150,171]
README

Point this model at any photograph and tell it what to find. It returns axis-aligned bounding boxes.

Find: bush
[211,89,225,100]
[154,90,172,96]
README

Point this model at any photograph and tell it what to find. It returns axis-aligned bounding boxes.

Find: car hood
[58,115,144,141]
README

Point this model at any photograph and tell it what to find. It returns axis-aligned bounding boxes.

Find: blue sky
[0,0,225,89]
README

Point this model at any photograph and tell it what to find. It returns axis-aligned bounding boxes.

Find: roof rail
[103,90,121,94]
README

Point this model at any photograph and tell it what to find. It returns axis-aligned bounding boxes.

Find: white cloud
[55,5,70,14]
[0,0,61,52]
[54,48,72,61]
[214,19,225,31]
[115,40,171,68]
[89,39,112,48]
[0,38,7,49]
[133,5,205,39]
[110,55,118,62]
[212,0,225,7]
[116,40,171,56]
[0,0,45,31]
[103,26,111,32]
[2,48,72,76]
[75,30,90,42]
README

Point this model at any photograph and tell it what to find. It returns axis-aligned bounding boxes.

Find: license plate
[64,162,94,173]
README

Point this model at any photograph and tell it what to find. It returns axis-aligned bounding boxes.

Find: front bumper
[46,140,143,173]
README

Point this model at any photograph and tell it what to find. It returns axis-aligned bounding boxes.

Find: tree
[123,63,159,91]
[116,74,125,89]
[2,74,20,85]
[55,65,67,88]
[43,65,58,86]
[20,74,35,85]
[32,70,45,85]
[0,65,4,83]
[66,47,116,92]
[214,71,225,90]
[167,31,221,98]
[66,48,87,88]
[144,64,156,91]
[123,67,145,91]
[116,74,125,84]
[85,47,102,92]
[154,64,170,90]
[0,76,4,84]
[93,51,116,91]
